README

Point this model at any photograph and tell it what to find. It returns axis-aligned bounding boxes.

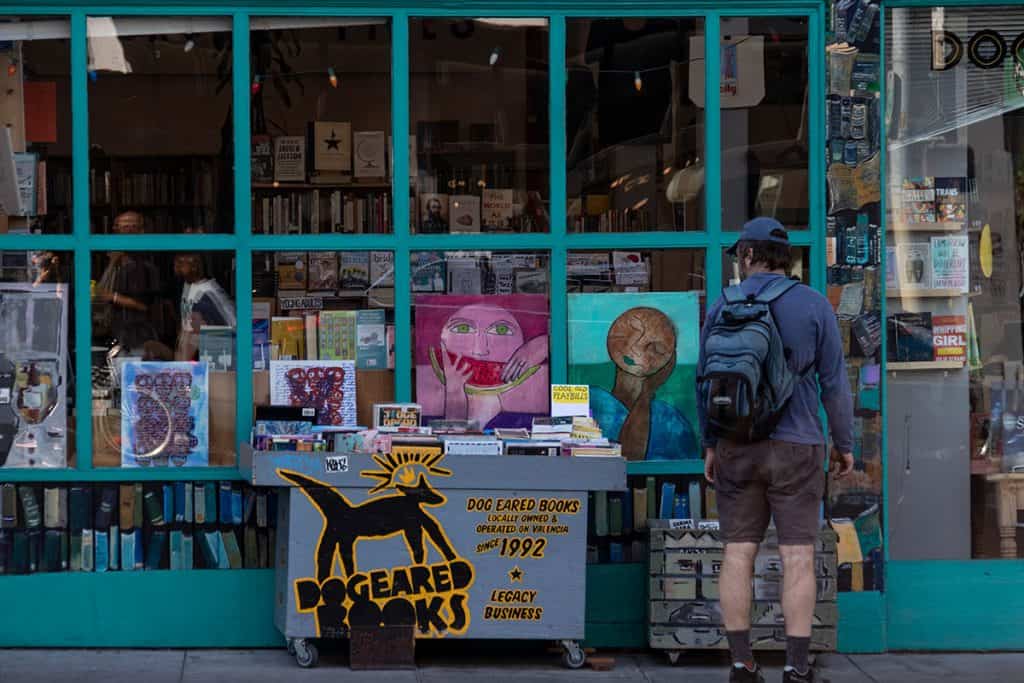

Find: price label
[323,455,349,474]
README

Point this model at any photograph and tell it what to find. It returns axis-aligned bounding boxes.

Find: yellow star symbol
[508,566,524,583]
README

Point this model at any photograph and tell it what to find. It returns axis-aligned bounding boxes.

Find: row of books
[273,251,394,294]
[0,482,276,574]
[88,165,218,209]
[896,176,969,225]
[252,127,388,184]
[826,212,881,268]
[259,309,391,368]
[886,237,969,293]
[254,191,390,235]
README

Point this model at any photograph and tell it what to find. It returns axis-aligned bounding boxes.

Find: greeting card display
[121,362,209,467]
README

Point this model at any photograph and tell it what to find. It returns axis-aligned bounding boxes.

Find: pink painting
[414,294,549,430]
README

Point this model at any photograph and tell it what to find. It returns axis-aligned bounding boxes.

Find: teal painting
[568,292,700,461]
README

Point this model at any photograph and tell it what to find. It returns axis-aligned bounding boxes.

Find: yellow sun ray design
[362,448,453,494]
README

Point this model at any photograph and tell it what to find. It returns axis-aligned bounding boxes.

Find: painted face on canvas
[440,304,524,362]
[606,307,676,378]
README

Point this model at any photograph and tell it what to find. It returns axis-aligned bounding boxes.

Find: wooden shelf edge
[888,360,964,371]
[887,222,965,232]
[886,289,965,299]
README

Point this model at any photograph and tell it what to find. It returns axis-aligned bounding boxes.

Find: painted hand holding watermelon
[430,342,541,396]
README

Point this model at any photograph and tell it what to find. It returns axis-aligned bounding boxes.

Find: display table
[985,473,1024,559]
[239,445,626,668]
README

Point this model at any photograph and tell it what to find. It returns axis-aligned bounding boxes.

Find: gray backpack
[698,278,811,443]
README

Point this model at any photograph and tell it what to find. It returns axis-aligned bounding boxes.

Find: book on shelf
[304,314,319,360]
[887,312,934,362]
[275,252,308,290]
[411,251,446,292]
[386,324,396,369]
[441,437,503,456]
[274,136,306,183]
[356,309,387,369]
[318,310,356,361]
[502,440,562,457]
[568,444,622,458]
[253,319,271,370]
[932,315,967,363]
[252,135,274,184]
[353,131,387,178]
[450,195,481,233]
[271,317,305,361]
[447,260,483,295]
[311,121,352,174]
[934,177,966,224]
[930,234,969,292]
[419,193,449,233]
[482,189,515,231]
[894,242,931,290]
[308,252,339,292]
[198,326,236,371]
[340,251,371,292]
[370,251,394,287]
[900,177,936,224]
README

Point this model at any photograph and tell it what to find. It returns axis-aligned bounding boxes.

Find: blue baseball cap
[725,217,791,255]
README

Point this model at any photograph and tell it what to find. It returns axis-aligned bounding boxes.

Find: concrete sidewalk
[0,647,1019,683]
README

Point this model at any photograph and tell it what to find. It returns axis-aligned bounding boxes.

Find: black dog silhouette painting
[278,458,458,581]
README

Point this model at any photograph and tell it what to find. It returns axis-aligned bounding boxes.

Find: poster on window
[269,360,357,427]
[120,361,209,467]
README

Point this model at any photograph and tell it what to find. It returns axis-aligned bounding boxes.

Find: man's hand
[704,447,716,484]
[829,447,854,478]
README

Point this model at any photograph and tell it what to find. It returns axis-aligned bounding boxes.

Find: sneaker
[729,664,765,683]
[783,667,815,683]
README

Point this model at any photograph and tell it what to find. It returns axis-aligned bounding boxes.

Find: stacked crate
[648,527,838,659]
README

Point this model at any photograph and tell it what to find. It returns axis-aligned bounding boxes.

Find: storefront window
[721,245,810,286]
[0,17,72,235]
[409,19,549,234]
[87,17,233,234]
[411,251,550,427]
[0,250,73,469]
[567,249,705,461]
[250,18,392,234]
[721,16,810,232]
[252,250,395,429]
[90,251,235,467]
[886,6,1024,560]
[567,18,706,232]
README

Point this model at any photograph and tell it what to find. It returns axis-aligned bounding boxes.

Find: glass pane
[411,250,550,428]
[721,244,810,285]
[567,18,706,232]
[91,251,236,466]
[250,18,392,235]
[0,17,72,234]
[568,249,705,461]
[0,250,73,468]
[87,17,233,234]
[886,6,1024,561]
[721,17,809,231]
[251,250,394,434]
[410,19,550,234]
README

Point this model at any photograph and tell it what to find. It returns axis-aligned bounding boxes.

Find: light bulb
[251,74,262,95]
[328,67,338,88]
[6,61,15,77]
[184,35,196,53]
[634,71,643,92]
[489,47,501,67]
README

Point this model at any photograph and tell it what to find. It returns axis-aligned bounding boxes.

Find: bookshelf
[887,360,964,371]
[253,182,391,191]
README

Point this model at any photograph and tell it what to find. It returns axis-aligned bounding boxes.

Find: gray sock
[726,629,753,667]
[786,635,811,673]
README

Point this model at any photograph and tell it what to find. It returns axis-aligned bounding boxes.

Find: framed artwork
[121,361,209,467]
[269,360,357,427]
[568,292,701,461]
[414,294,549,430]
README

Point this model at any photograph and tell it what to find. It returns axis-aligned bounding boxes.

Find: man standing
[697,217,854,683]
[173,253,236,361]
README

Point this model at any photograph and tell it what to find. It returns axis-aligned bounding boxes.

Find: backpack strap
[721,284,749,305]
[754,276,801,304]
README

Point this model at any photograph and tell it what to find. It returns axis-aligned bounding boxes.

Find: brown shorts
[713,439,825,546]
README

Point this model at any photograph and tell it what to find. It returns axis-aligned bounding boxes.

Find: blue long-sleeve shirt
[697,273,854,453]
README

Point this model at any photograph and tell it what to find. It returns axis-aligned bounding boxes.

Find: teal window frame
[0,1,826,483]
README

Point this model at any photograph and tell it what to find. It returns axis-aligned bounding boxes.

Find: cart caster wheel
[286,639,296,656]
[667,651,682,666]
[293,639,319,668]
[560,640,586,669]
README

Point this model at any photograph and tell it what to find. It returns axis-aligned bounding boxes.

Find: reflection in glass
[567,18,706,232]
[91,251,236,467]
[410,19,550,234]
[88,17,234,233]
[0,17,72,234]
[720,17,809,231]
[250,18,392,234]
